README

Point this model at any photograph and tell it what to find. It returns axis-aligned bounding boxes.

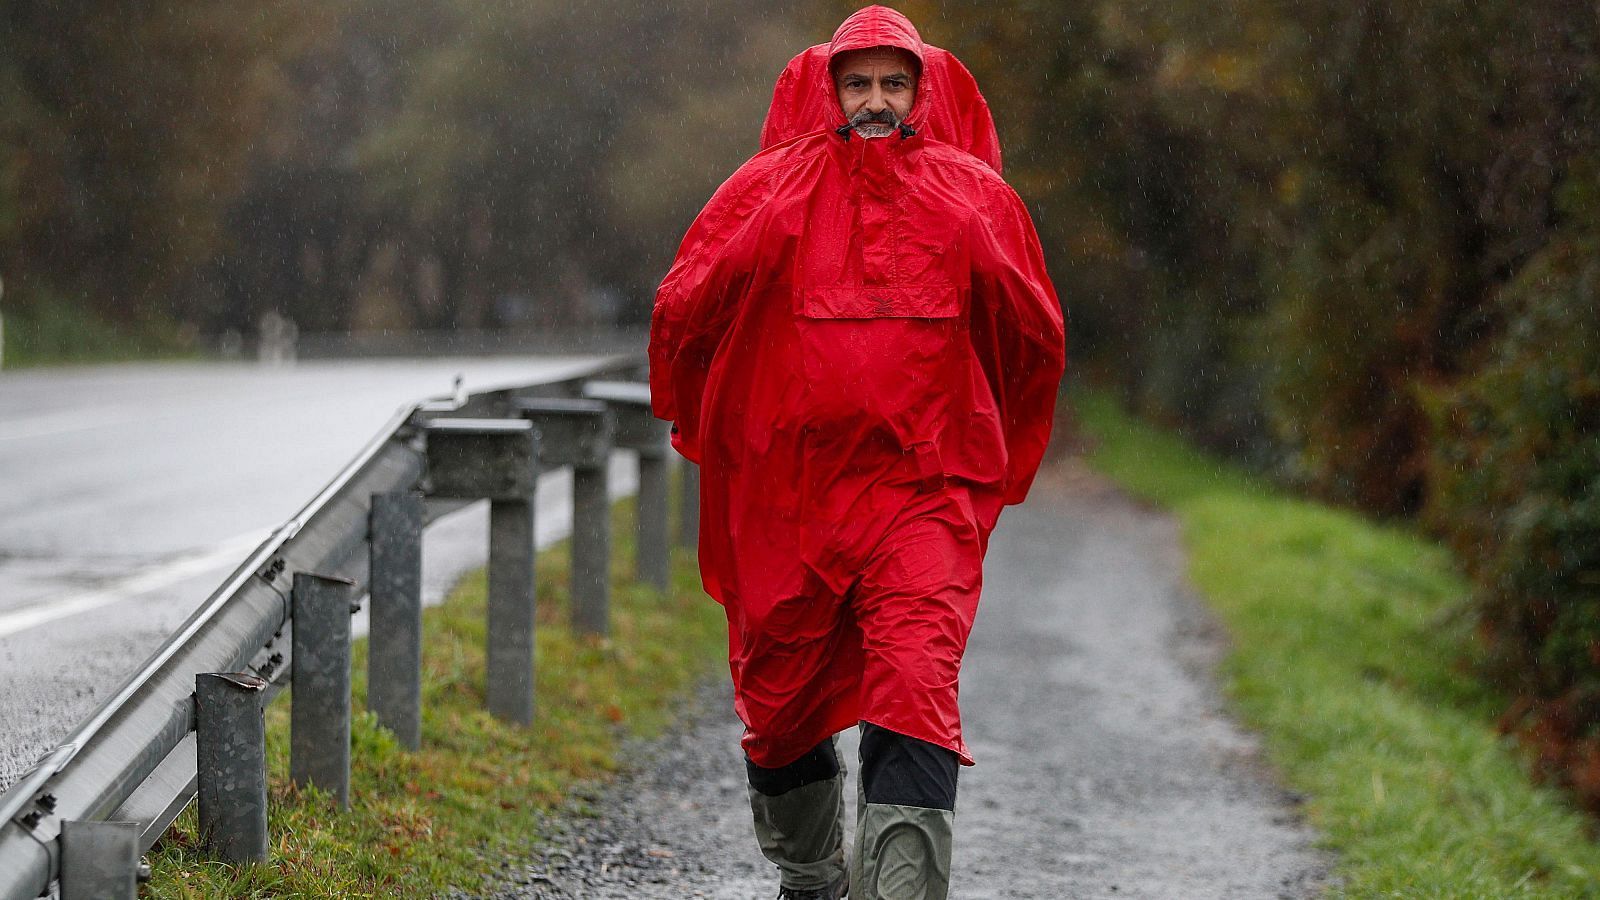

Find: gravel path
[479,457,1332,899]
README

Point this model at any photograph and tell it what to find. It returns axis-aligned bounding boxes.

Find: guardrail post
[513,398,615,637]
[59,819,140,900]
[291,572,356,809]
[571,457,611,634]
[635,446,670,590]
[582,381,672,590]
[368,491,425,750]
[425,419,540,724]
[487,494,536,721]
[678,459,700,550]
[195,672,269,864]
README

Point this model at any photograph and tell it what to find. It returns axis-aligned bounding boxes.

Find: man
[649,6,1064,898]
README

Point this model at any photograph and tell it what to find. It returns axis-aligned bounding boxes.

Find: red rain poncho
[650,5,1064,769]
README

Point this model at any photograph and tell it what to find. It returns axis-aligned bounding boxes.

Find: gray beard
[850,109,899,139]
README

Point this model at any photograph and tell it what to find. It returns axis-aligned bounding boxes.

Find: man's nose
[866,83,887,112]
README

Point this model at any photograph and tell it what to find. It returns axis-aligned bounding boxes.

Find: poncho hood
[760,5,1003,171]
[828,4,926,68]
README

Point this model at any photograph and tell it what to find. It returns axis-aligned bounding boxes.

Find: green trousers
[747,736,955,898]
[749,770,848,892]
[851,766,954,900]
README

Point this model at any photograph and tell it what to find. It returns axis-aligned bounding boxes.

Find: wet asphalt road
[483,458,1332,899]
[0,356,641,790]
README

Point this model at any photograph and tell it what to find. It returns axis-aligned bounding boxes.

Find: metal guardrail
[0,353,696,898]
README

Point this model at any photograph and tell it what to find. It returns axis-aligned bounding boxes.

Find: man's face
[833,47,918,138]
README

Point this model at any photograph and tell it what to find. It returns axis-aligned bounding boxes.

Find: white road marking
[0,530,269,638]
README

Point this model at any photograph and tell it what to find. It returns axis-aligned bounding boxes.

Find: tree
[0,0,326,320]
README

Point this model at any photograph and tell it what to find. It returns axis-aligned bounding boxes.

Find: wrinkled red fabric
[760,29,1002,173]
[650,5,1064,769]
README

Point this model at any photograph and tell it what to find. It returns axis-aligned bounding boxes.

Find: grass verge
[1,299,195,369]
[1075,391,1600,897]
[143,494,725,897]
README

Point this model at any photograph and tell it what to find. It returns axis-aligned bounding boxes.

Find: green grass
[1,299,196,369]
[143,494,725,897]
[1075,391,1600,897]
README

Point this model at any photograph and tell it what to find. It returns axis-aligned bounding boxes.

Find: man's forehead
[833,48,918,75]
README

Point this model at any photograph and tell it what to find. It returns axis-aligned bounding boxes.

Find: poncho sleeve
[968,181,1067,505]
[648,164,772,462]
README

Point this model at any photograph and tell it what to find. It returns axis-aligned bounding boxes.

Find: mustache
[849,108,900,127]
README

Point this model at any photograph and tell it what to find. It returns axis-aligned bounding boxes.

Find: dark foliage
[0,0,327,320]
[0,0,804,339]
[1426,239,1600,804]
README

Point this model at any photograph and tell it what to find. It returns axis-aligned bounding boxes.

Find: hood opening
[828,5,927,130]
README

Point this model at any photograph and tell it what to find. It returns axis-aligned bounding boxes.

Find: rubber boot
[747,737,848,893]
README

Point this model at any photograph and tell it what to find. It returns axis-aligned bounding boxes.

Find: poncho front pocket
[791,283,965,445]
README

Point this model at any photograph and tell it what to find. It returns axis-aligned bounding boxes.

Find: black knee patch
[859,723,958,811]
[746,738,840,796]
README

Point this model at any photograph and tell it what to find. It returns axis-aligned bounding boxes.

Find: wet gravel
[475,457,1333,899]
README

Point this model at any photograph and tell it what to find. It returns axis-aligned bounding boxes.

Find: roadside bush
[1262,210,1441,516]
[1425,238,1600,805]
[0,290,195,368]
